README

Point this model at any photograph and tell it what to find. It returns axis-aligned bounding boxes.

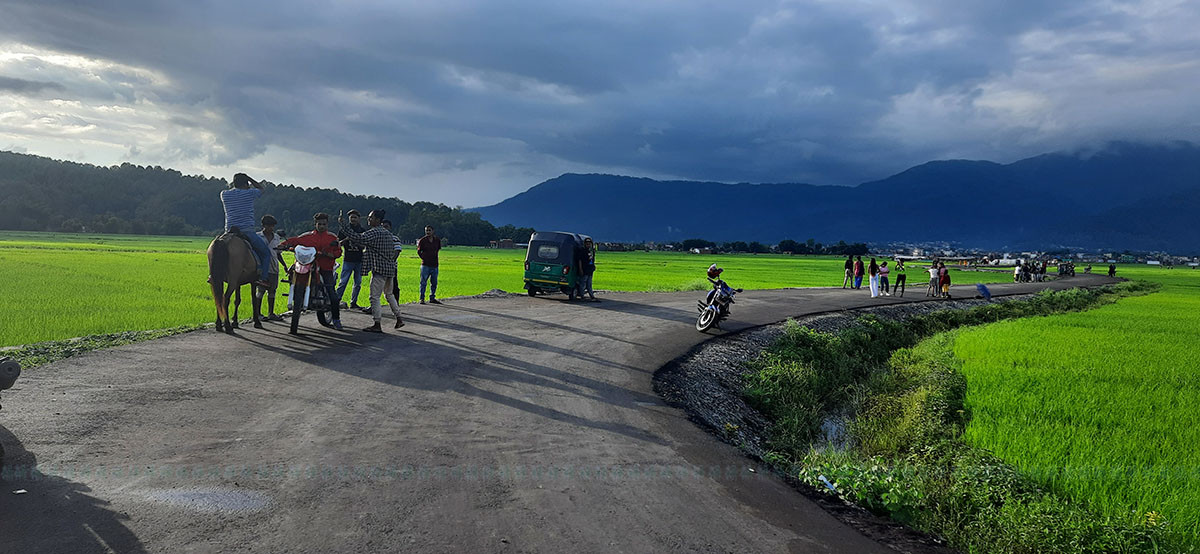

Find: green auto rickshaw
[523,231,592,300]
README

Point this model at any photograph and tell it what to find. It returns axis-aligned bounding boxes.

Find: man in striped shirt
[338,209,405,332]
[220,173,272,286]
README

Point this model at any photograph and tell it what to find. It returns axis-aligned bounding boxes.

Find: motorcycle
[283,245,335,335]
[696,277,742,332]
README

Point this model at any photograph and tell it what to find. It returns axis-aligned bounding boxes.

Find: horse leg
[212,279,227,333]
[231,285,241,329]
[252,284,264,329]
[223,287,236,334]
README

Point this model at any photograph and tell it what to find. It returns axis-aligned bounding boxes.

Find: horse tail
[209,236,229,317]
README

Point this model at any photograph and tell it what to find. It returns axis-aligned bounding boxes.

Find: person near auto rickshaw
[575,237,598,302]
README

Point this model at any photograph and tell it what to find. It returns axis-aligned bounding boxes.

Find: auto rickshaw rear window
[537,244,559,259]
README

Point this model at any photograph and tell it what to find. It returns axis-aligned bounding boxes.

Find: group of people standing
[1013,261,1047,283]
[841,255,908,298]
[925,261,953,298]
[842,255,959,298]
[220,173,442,334]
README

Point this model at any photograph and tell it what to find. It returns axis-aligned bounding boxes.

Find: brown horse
[207,229,264,333]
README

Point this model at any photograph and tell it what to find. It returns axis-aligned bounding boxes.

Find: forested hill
[474,141,1200,252]
[0,151,532,245]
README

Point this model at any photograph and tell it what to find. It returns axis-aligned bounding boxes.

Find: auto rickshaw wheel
[527,288,536,297]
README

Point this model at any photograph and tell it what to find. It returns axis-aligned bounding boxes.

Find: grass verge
[2,325,204,369]
[745,281,1181,552]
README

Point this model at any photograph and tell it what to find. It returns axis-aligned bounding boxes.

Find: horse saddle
[222,226,263,267]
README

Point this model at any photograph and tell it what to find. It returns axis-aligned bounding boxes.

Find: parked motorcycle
[696,277,742,332]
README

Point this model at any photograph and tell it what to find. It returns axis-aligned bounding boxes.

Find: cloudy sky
[1,0,1197,206]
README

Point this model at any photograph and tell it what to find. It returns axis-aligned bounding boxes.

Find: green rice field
[952,265,1200,540]
[0,230,1014,347]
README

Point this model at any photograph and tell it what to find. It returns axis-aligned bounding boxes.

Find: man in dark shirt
[417,225,441,305]
[336,209,366,310]
[577,237,598,302]
[842,255,853,288]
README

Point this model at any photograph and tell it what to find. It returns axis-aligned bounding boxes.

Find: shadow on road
[562,296,692,324]
[229,322,668,446]
[0,425,147,553]
[441,303,648,347]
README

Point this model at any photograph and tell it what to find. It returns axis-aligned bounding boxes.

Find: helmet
[707,264,723,279]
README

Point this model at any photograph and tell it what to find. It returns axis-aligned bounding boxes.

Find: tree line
[679,238,869,255]
[0,151,534,245]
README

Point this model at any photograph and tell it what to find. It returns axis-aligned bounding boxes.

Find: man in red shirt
[280,213,344,330]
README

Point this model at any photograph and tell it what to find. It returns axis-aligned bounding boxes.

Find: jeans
[318,270,341,321]
[336,260,363,305]
[242,229,272,281]
[420,265,439,299]
[854,275,863,289]
[880,276,889,293]
[578,274,594,298]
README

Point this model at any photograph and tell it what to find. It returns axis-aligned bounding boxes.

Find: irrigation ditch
[653,281,1169,553]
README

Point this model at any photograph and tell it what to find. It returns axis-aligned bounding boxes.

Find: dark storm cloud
[0,75,63,94]
[1,0,1197,202]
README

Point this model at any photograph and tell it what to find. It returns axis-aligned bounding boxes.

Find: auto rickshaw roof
[530,231,591,245]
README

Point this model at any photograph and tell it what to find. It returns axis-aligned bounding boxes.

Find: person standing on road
[938,261,952,298]
[578,237,598,302]
[853,256,865,289]
[220,172,272,286]
[1108,263,1117,277]
[382,219,403,305]
[893,259,906,297]
[927,263,940,297]
[336,209,367,310]
[868,257,880,298]
[339,209,404,332]
[258,215,286,321]
[879,261,891,296]
[279,213,344,330]
[842,255,853,288]
[418,225,442,305]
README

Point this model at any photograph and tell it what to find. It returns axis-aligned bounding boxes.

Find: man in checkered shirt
[337,209,405,332]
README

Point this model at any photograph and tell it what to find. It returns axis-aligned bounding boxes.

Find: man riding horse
[207,173,271,333]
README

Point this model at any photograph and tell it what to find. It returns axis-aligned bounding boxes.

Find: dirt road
[0,275,1116,553]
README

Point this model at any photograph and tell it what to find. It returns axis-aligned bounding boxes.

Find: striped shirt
[221,188,262,232]
[342,225,400,278]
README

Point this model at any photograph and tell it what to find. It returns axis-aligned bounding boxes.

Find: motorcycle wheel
[696,308,718,332]
[312,283,332,328]
[289,272,308,335]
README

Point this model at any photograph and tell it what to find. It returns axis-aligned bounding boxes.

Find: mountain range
[474,141,1200,253]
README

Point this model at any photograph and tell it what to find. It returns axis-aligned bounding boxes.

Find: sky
[0,0,1197,206]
